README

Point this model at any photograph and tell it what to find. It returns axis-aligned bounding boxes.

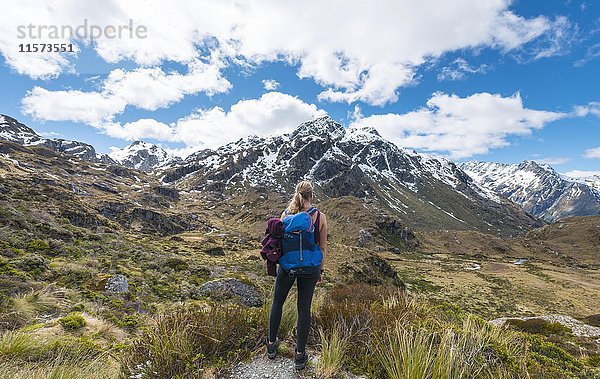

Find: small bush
[506,318,571,336]
[59,313,87,331]
[26,239,51,254]
[13,253,49,277]
[584,314,600,327]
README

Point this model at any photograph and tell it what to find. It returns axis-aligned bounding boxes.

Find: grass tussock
[0,353,118,379]
[0,286,66,331]
[120,302,267,378]
[312,283,552,378]
[316,325,348,379]
[0,329,118,378]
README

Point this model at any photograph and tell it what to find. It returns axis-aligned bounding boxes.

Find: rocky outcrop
[199,278,262,307]
[490,315,600,338]
[340,254,405,288]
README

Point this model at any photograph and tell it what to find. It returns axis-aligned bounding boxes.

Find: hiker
[265,180,327,370]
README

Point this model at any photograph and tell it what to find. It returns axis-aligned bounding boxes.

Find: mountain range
[2,113,599,230]
[461,161,600,222]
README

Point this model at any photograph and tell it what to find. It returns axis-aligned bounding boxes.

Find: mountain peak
[0,114,41,144]
[519,160,556,174]
[343,123,382,144]
[109,141,180,172]
[292,115,345,140]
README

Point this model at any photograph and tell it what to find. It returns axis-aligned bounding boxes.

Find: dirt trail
[224,353,363,379]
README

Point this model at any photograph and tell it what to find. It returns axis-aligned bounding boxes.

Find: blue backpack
[278,207,322,277]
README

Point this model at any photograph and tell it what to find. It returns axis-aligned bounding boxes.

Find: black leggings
[268,266,318,353]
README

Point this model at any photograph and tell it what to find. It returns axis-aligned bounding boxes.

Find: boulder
[105,274,129,293]
[357,229,373,247]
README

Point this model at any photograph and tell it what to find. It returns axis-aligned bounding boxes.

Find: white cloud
[97,92,326,152]
[534,157,570,165]
[102,57,231,110]
[2,0,566,105]
[351,92,566,158]
[262,79,279,91]
[438,58,491,81]
[573,102,600,118]
[584,147,600,159]
[20,57,230,124]
[21,86,126,124]
[564,170,600,178]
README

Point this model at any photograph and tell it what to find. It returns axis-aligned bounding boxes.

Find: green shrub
[59,313,87,331]
[13,253,49,277]
[584,314,600,327]
[506,318,571,336]
[26,239,51,254]
[162,256,188,271]
[526,334,584,375]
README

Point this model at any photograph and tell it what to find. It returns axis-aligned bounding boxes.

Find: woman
[266,180,327,370]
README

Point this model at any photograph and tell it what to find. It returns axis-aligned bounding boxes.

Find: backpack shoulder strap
[307,207,321,244]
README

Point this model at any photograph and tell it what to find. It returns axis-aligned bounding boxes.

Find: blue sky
[0,0,598,175]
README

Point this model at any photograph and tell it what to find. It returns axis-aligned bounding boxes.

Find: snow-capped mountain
[0,114,115,164]
[109,141,181,172]
[562,172,600,192]
[461,161,600,222]
[161,116,541,235]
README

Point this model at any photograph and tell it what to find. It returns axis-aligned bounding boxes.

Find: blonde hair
[286,181,314,214]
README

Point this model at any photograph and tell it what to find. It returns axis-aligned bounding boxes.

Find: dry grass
[0,286,66,331]
[120,302,267,378]
[316,325,348,379]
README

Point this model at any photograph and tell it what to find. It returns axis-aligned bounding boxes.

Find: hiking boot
[294,348,308,370]
[266,337,280,359]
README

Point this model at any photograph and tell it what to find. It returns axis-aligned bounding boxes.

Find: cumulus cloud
[21,86,126,124]
[351,92,567,158]
[21,57,230,124]
[584,147,600,159]
[97,92,326,152]
[262,79,279,91]
[2,0,567,105]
